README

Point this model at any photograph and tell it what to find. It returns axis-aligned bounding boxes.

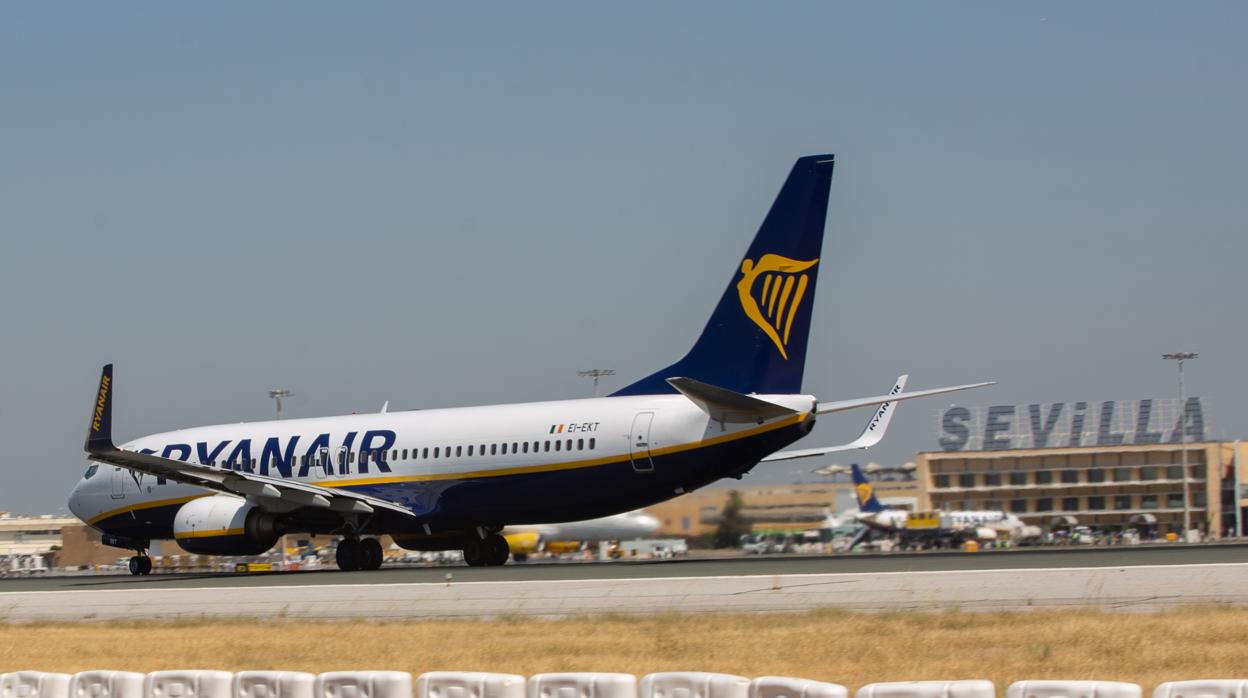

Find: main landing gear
[335,536,384,571]
[463,533,511,567]
[128,553,152,576]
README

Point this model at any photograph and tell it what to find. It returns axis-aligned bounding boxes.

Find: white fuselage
[506,510,661,541]
[69,392,816,540]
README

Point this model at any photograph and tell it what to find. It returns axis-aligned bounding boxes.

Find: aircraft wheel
[128,556,143,576]
[140,555,153,575]
[486,533,511,566]
[462,538,488,567]
[336,538,362,571]
[360,537,383,570]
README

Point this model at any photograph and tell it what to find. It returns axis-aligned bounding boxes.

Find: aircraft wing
[83,364,416,519]
[761,375,908,463]
[815,380,994,415]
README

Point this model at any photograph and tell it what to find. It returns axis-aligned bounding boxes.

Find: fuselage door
[629,411,655,473]
[110,466,125,500]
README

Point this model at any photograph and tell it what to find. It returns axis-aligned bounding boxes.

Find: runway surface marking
[6,543,1247,593]
[1,560,1244,620]
[3,561,1245,597]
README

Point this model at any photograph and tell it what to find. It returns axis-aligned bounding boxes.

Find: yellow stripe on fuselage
[174,527,244,540]
[85,494,208,526]
[318,411,809,488]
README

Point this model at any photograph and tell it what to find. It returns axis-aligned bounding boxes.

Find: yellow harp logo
[736,254,819,360]
[855,482,874,506]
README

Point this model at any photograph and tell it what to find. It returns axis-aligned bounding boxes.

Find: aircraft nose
[67,479,87,522]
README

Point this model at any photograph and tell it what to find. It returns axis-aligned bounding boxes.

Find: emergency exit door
[629,411,655,473]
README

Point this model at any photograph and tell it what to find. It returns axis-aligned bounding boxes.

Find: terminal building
[0,513,79,557]
[917,396,1246,536]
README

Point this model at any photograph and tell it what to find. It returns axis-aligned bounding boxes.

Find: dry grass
[0,607,1245,688]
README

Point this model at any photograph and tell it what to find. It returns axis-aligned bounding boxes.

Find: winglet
[84,364,116,454]
[758,375,907,464]
[844,374,907,450]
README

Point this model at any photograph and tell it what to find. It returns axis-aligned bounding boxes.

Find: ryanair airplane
[69,154,992,574]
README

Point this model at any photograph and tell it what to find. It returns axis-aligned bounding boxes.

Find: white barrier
[1007,682,1141,698]
[1,673,72,698]
[416,673,525,698]
[0,671,1239,698]
[1153,682,1248,698]
[70,672,145,698]
[640,673,750,698]
[317,673,412,698]
[146,672,233,698]
[751,678,846,698]
[528,674,637,698]
[235,673,315,698]
[856,681,996,698]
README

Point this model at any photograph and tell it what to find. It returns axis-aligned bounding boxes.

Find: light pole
[268,389,294,420]
[1162,352,1198,538]
[1235,440,1243,538]
[577,369,615,398]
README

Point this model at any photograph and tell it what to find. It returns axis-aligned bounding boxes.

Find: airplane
[68,153,994,575]
[847,464,1037,549]
[503,510,661,561]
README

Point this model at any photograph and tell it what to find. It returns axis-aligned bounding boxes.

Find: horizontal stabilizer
[816,381,994,415]
[666,377,798,424]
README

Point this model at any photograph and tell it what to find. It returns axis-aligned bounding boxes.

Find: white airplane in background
[503,510,661,560]
[68,154,993,575]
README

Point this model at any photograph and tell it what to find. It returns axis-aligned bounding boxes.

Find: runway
[0,544,1245,621]
[6,541,1248,592]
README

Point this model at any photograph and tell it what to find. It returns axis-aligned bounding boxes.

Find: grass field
[1,607,1244,689]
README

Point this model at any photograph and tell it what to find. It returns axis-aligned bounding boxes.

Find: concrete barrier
[0,671,1241,698]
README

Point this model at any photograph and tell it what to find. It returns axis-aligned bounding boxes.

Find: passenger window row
[397,437,597,462]
[196,438,598,470]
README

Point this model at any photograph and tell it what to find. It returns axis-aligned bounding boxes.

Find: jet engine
[173,495,282,555]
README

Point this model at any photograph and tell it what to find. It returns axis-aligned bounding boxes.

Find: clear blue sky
[2,3,1246,513]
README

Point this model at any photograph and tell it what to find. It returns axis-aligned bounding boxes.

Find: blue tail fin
[851,464,886,513]
[612,154,835,396]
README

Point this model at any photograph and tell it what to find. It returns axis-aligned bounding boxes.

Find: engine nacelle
[173,495,281,555]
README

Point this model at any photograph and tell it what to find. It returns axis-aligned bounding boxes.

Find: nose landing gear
[128,552,152,576]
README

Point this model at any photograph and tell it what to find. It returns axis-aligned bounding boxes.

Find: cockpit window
[84,464,99,479]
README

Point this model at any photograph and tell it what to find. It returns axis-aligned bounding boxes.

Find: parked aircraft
[503,510,660,560]
[69,154,992,574]
[848,464,1038,548]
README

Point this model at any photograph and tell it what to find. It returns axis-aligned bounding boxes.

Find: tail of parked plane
[851,463,886,514]
[613,154,835,396]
